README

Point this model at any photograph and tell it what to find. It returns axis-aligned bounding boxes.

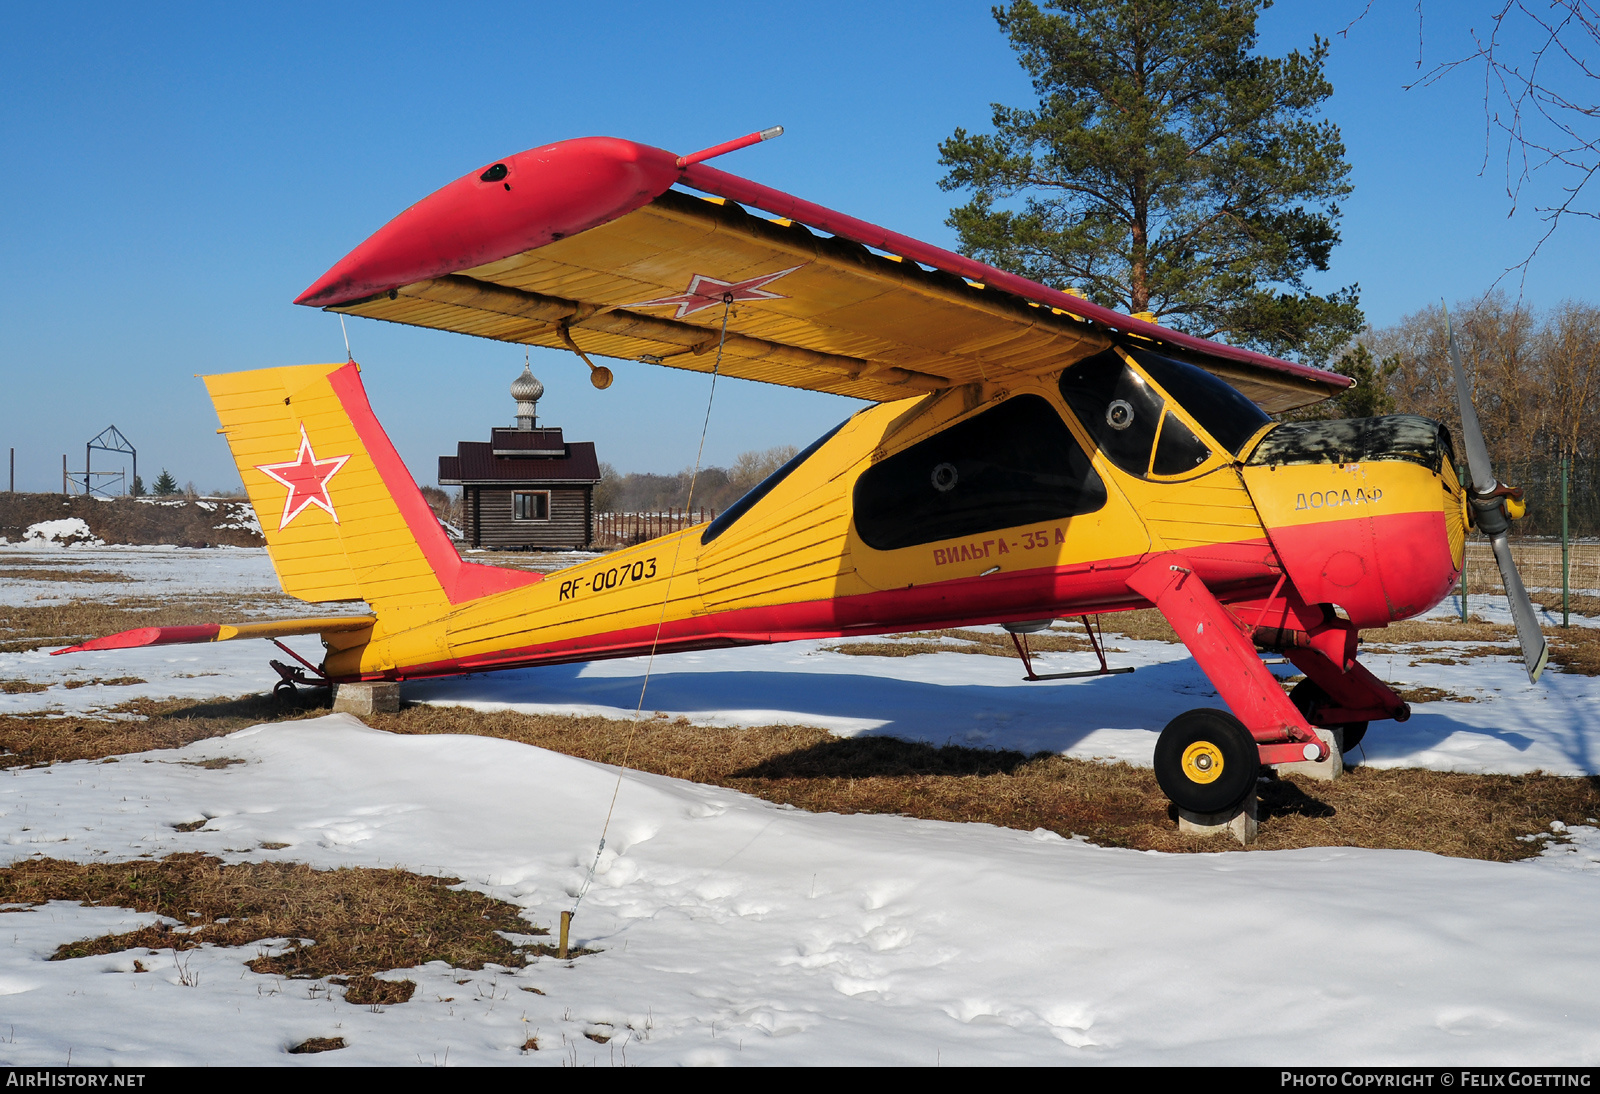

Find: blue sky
[0,1,1590,495]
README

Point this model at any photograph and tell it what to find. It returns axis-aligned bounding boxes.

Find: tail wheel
[1154,709,1259,814]
[1289,680,1368,752]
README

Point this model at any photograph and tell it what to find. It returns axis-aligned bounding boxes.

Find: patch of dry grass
[0,595,318,653]
[1,679,48,695]
[1357,611,1600,678]
[60,676,145,690]
[288,1037,346,1054]
[1362,616,1515,646]
[1549,626,1600,675]
[1094,608,1180,643]
[1,852,550,997]
[824,613,1178,657]
[0,567,127,583]
[1396,686,1479,704]
[0,692,330,770]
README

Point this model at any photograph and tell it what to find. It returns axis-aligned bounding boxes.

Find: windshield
[1123,347,1271,456]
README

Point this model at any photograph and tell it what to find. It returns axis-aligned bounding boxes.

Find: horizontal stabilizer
[53,616,376,655]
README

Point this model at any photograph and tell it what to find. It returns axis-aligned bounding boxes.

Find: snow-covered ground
[1,717,1596,1066]
[2,545,1599,1064]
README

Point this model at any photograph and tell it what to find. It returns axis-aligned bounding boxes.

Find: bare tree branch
[1391,2,1599,287]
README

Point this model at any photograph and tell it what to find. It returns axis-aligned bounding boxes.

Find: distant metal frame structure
[85,425,136,498]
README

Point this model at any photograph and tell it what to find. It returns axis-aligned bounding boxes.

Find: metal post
[85,442,92,499]
[1562,453,1571,628]
[62,454,67,495]
[8,448,12,493]
[1458,461,1469,623]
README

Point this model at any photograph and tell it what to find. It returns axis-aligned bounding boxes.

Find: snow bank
[22,518,101,547]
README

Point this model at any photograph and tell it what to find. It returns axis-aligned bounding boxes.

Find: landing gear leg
[1126,555,1328,829]
[1127,556,1325,759]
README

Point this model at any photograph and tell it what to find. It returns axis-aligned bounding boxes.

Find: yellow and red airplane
[59,131,1547,817]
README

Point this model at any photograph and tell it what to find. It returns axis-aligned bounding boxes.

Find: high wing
[296,136,1349,412]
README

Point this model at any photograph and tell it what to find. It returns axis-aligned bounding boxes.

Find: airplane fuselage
[330,347,1465,685]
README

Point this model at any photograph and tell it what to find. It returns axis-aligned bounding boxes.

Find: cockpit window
[1057,350,1165,477]
[1125,347,1271,455]
[853,394,1106,552]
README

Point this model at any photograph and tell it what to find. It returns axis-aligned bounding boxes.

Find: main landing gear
[1126,554,1409,825]
[1153,709,1258,815]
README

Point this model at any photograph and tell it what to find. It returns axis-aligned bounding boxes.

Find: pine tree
[939,0,1363,364]
[152,469,178,496]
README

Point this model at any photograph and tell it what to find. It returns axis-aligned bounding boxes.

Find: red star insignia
[255,425,351,531]
[626,265,805,319]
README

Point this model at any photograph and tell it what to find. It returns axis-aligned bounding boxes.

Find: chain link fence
[1498,459,1600,541]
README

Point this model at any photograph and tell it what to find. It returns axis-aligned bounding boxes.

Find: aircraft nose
[1241,416,1465,627]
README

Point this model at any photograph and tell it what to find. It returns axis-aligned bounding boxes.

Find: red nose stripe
[1266,509,1457,628]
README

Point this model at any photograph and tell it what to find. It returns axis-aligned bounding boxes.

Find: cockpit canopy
[1246,415,1455,474]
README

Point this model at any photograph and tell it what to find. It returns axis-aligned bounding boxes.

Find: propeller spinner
[1445,305,1550,682]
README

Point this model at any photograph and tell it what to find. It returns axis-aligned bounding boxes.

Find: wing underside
[328,188,1329,412]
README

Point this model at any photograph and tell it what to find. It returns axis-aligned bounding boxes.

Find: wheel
[272,681,297,701]
[1289,679,1368,752]
[1153,708,1259,814]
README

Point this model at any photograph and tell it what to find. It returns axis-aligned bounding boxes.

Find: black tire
[1153,708,1259,814]
[1289,679,1368,752]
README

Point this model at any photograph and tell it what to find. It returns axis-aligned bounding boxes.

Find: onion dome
[512,364,544,428]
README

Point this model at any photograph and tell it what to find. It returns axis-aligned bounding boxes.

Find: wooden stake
[559,910,572,959]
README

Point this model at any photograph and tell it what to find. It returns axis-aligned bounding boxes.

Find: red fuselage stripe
[364,541,1288,682]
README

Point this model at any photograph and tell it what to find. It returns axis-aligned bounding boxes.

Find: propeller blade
[1445,305,1497,493]
[1490,530,1550,682]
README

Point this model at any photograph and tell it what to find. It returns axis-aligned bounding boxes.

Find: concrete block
[333,681,401,716]
[1178,791,1258,846]
[1276,726,1344,781]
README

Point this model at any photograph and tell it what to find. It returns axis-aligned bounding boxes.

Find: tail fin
[205,362,539,612]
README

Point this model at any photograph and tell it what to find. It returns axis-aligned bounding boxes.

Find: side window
[1057,350,1164,476]
[1151,412,1211,475]
[853,394,1106,552]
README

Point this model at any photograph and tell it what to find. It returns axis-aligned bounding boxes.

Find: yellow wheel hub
[1181,741,1225,785]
